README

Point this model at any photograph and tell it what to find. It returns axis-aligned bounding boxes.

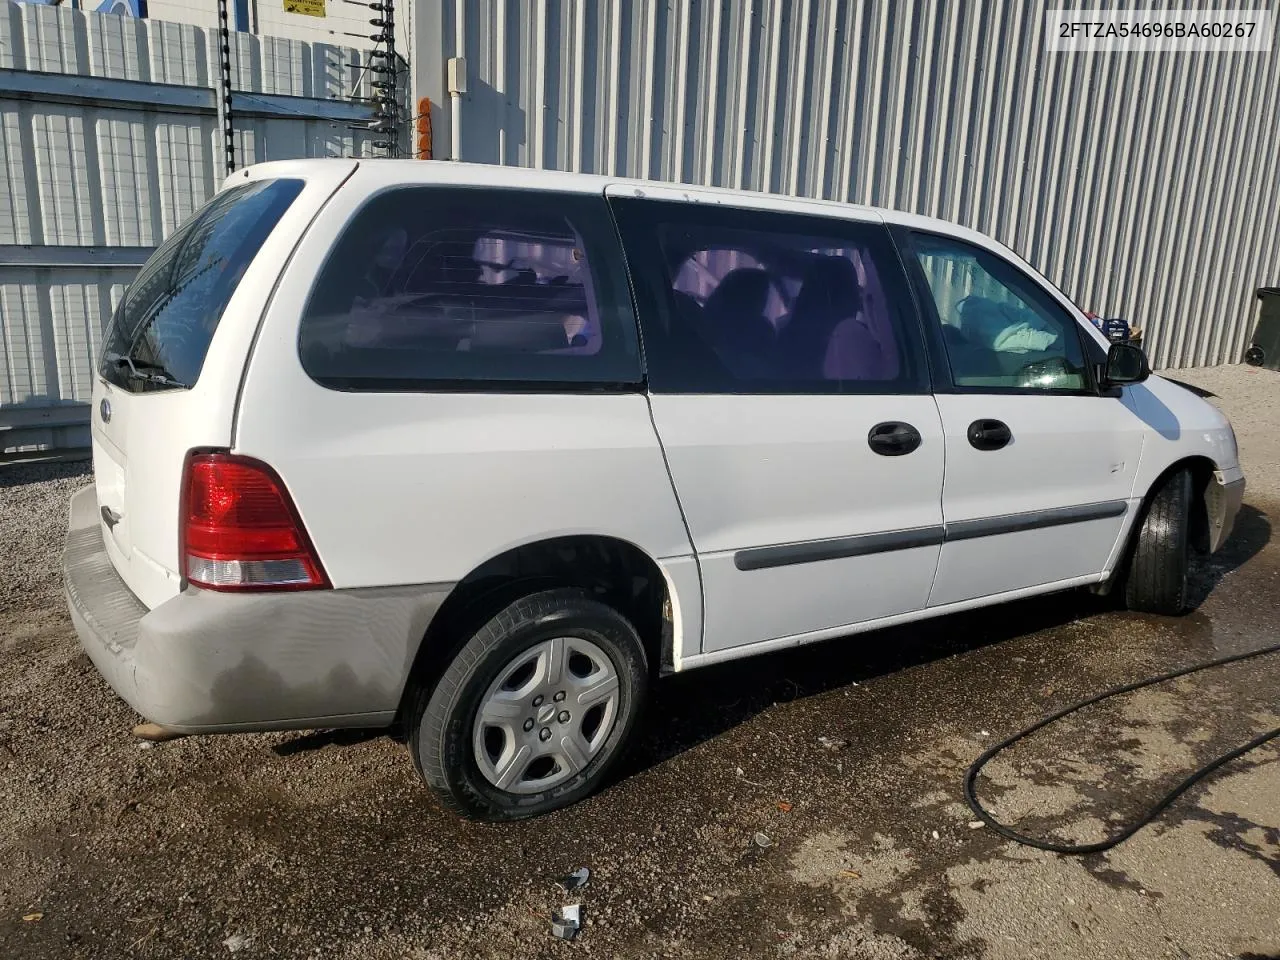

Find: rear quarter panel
[90,161,357,609]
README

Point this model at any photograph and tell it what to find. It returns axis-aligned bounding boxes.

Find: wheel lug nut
[558,711,570,723]
[523,718,534,732]
[539,727,552,742]
[553,691,566,702]
[532,695,544,707]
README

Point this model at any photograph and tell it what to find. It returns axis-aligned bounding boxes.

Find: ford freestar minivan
[65,160,1244,820]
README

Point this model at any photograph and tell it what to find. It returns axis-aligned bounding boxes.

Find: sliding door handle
[967,419,1012,451]
[868,421,922,456]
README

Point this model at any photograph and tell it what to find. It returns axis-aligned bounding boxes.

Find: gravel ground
[0,462,91,615]
[0,365,1277,960]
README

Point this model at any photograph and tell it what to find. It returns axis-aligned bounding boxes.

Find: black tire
[409,588,648,821]
[1124,468,1194,615]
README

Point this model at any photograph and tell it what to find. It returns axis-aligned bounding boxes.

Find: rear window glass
[99,178,303,393]
[298,187,641,390]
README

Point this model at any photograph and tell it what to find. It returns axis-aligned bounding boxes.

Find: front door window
[912,233,1090,393]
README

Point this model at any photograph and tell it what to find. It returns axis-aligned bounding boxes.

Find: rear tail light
[181,453,329,591]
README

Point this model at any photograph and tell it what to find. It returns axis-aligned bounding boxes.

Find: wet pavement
[1,365,1278,959]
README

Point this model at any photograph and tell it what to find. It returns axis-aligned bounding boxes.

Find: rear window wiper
[104,351,190,389]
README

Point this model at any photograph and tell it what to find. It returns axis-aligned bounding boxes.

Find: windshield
[99,178,304,393]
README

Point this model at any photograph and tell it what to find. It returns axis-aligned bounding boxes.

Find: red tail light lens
[181,453,329,591]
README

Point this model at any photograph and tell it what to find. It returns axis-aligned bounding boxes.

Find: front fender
[1128,375,1244,554]
[1131,375,1241,474]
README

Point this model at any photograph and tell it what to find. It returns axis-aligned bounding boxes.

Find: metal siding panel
[976,0,1018,234]
[21,4,85,75]
[503,0,527,167]
[1060,51,1116,304]
[913,0,950,217]
[1198,52,1255,365]
[639,0,660,180]
[0,4,25,71]
[1142,53,1212,368]
[852,0,889,206]
[1038,51,1083,280]
[0,105,34,245]
[229,33,259,94]
[1173,56,1238,367]
[766,3,786,190]
[568,0,585,171]
[86,10,150,81]
[31,107,95,246]
[729,0,757,190]
[831,0,861,203]
[47,273,100,405]
[926,1,962,221]
[154,117,210,233]
[947,6,984,226]
[878,2,913,208]
[700,0,723,187]
[1095,52,1159,321]
[782,0,810,196]
[233,120,258,167]
[307,44,346,100]
[552,0,573,171]
[1207,103,1252,363]
[96,112,155,246]
[809,0,838,200]
[671,0,692,183]
[1232,48,1280,363]
[147,18,207,86]
[605,0,623,176]
[0,278,45,408]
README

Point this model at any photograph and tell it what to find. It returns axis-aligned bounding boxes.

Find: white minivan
[65,160,1243,820]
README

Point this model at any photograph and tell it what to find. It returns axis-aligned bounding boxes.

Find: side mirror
[1101,341,1149,387]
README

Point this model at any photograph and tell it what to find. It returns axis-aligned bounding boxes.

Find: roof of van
[233,158,979,241]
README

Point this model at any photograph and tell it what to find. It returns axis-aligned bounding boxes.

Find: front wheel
[409,588,648,821]
[1124,468,1194,615]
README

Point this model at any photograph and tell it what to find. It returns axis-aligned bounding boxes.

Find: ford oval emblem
[99,397,112,424]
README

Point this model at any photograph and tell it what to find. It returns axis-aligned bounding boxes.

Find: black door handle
[867,421,922,456]
[967,418,1012,451]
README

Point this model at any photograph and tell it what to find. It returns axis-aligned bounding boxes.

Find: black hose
[964,641,1280,855]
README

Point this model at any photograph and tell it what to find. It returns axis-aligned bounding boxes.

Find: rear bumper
[63,486,453,733]
[1206,473,1246,553]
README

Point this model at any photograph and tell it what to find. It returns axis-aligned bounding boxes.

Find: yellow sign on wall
[284,0,325,17]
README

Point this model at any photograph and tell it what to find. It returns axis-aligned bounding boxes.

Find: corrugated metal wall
[443,0,1280,370]
[0,3,380,455]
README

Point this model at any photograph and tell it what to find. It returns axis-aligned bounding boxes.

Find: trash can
[1245,287,1280,369]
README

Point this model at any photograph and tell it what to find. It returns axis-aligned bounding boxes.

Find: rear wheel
[1124,468,1194,615]
[410,588,647,821]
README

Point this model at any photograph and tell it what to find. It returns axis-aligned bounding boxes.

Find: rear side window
[100,179,303,393]
[610,198,927,394]
[298,187,641,390]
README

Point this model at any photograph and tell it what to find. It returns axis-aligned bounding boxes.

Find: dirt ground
[1,365,1277,960]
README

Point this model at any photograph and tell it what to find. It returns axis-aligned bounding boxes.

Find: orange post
[416,97,433,159]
